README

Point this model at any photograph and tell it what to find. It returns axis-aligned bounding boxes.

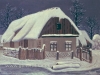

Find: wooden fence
[18,48,45,60]
[76,47,92,63]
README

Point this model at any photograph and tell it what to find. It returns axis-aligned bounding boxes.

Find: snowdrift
[52,64,80,70]
[92,34,100,50]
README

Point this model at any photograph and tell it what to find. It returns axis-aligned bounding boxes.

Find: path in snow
[0,65,100,75]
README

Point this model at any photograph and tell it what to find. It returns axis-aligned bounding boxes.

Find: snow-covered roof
[42,34,79,37]
[0,35,3,46]
[81,30,93,44]
[1,7,81,43]
[76,34,87,47]
[76,30,93,47]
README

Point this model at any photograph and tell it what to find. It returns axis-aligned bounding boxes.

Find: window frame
[50,41,57,51]
[65,41,72,51]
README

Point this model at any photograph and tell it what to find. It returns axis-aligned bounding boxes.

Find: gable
[39,17,79,38]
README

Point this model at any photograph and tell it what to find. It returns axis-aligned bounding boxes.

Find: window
[50,41,57,51]
[10,41,14,48]
[56,23,61,30]
[65,41,72,51]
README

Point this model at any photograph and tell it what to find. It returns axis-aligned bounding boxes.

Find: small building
[1,7,92,59]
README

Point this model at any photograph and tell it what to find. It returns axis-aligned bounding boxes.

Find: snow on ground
[0,50,100,72]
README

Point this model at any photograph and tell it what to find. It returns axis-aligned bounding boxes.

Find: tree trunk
[90,28,93,39]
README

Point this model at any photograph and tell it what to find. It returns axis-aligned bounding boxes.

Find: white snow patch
[42,34,79,37]
[81,30,93,45]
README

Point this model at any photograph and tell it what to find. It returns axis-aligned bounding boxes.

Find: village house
[1,7,93,60]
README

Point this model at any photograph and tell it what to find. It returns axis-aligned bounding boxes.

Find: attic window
[50,41,57,51]
[65,41,72,51]
[56,23,61,30]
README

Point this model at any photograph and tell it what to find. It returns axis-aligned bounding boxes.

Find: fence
[76,47,92,63]
[3,48,19,58]
[18,48,45,60]
[45,51,72,59]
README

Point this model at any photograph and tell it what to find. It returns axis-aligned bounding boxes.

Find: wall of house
[3,39,44,49]
[14,41,19,48]
[3,42,10,48]
[43,37,76,52]
[28,39,34,48]
[28,39,39,48]
[28,38,43,49]
[3,37,76,52]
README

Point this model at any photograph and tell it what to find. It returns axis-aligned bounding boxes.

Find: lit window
[50,41,57,51]
[65,41,72,51]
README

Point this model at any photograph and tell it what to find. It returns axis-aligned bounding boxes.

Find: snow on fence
[76,47,92,63]
[3,47,19,58]
[3,45,46,60]
[18,48,45,60]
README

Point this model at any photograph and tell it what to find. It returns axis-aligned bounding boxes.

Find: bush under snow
[92,34,100,50]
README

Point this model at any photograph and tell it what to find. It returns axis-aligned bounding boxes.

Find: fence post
[23,48,26,60]
[30,49,33,59]
[26,47,28,59]
[43,46,45,59]
[33,48,36,59]
[18,47,21,59]
[86,49,87,60]
[80,47,82,61]
[37,48,40,59]
[77,48,78,58]
[71,50,74,59]
[36,48,38,59]
[56,51,59,60]
[89,51,92,63]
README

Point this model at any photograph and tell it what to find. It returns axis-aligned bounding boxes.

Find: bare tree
[85,17,98,39]
[15,8,28,19]
[0,3,28,31]
[0,3,16,30]
[70,0,85,27]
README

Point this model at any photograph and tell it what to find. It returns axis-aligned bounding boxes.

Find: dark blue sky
[0,0,100,34]
[0,0,99,16]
